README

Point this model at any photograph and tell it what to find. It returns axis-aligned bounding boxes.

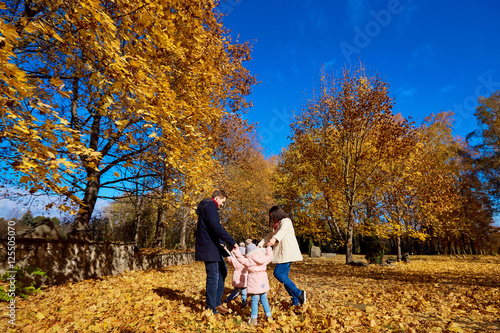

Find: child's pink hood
[245,248,272,267]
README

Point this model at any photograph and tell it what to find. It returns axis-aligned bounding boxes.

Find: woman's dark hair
[269,206,290,227]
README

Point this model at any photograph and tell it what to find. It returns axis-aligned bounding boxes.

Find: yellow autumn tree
[273,137,345,249]
[449,139,497,254]
[0,0,255,239]
[280,64,416,263]
[212,114,276,242]
[411,112,462,253]
[471,91,500,212]
[416,111,498,255]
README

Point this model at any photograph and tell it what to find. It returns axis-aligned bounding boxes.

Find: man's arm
[206,202,236,248]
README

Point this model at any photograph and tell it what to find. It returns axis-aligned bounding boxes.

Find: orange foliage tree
[213,115,276,243]
[276,64,416,263]
[0,0,255,239]
[471,91,500,211]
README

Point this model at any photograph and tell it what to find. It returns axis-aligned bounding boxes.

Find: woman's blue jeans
[205,258,227,313]
[274,262,302,306]
[250,293,271,319]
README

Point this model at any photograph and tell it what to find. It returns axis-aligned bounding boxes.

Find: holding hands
[265,237,277,247]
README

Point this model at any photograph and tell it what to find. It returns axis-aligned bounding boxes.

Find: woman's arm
[272,218,293,242]
[258,230,275,247]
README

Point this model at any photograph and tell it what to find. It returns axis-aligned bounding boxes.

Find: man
[195,190,237,314]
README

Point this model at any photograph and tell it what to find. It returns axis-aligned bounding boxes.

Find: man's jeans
[205,258,228,313]
[274,262,302,306]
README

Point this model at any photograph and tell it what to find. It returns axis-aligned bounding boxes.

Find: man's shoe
[298,290,306,305]
[241,299,248,308]
[216,304,230,314]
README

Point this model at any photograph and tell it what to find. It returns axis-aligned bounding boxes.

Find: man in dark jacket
[195,190,237,314]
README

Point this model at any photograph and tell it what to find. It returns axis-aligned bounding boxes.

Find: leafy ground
[2,255,500,332]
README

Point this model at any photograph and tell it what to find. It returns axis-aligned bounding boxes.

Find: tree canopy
[0,0,256,238]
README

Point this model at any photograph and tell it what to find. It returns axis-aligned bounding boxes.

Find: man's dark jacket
[195,198,236,261]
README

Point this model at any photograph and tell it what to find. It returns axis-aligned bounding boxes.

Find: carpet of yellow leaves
[2,255,499,332]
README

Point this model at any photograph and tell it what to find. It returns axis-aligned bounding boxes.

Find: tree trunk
[397,234,402,262]
[134,215,141,246]
[68,169,100,240]
[345,209,354,264]
[68,102,102,240]
[154,205,166,248]
[180,214,187,250]
[133,196,146,246]
[153,169,170,247]
[469,238,475,255]
[437,235,443,254]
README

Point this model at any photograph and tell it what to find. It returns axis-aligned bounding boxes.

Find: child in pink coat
[233,241,274,325]
[223,244,248,307]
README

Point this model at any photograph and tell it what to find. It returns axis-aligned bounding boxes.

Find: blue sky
[220,0,500,156]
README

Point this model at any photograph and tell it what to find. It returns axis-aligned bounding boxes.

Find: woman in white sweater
[258,206,306,306]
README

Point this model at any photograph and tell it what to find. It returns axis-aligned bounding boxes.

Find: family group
[194,190,306,325]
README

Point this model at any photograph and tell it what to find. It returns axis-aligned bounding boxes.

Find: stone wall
[0,238,195,286]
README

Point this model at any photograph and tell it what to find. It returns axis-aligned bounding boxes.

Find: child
[239,242,246,255]
[233,240,274,325]
[223,244,248,307]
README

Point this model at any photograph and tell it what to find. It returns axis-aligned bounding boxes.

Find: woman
[258,206,306,306]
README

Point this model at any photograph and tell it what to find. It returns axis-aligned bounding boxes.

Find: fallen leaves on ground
[2,255,499,332]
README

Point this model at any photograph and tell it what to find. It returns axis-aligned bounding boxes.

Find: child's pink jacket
[233,246,273,295]
[226,253,248,288]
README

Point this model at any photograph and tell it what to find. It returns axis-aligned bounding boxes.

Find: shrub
[0,267,48,301]
[364,234,385,265]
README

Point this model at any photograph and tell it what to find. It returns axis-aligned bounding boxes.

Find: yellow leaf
[365,306,376,313]
[19,176,31,183]
[52,33,64,42]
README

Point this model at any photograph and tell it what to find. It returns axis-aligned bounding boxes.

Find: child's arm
[233,248,253,267]
[225,253,236,265]
[265,245,274,264]
[258,231,275,247]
